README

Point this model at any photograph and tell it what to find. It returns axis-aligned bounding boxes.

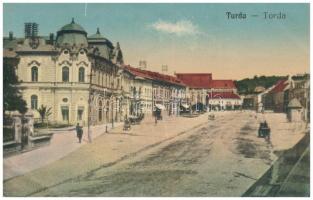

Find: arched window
[62,67,69,82]
[78,67,85,82]
[31,95,38,109]
[31,66,38,82]
[117,78,120,89]
[98,100,103,122]
[98,72,101,85]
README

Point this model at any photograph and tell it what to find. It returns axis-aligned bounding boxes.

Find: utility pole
[103,88,108,133]
[87,67,94,143]
[111,95,114,128]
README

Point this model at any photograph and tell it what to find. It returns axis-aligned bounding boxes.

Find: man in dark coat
[76,123,83,143]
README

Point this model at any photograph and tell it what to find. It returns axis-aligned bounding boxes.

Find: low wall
[242,132,309,197]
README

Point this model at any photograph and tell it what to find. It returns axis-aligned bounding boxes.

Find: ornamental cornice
[76,61,89,67]
[27,60,41,67]
[58,60,72,66]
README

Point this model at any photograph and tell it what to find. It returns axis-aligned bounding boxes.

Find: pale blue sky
[3,3,310,79]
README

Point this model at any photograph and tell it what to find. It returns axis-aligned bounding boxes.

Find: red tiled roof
[207,92,241,99]
[210,80,236,89]
[175,73,236,89]
[269,79,289,93]
[123,65,185,87]
[123,65,152,80]
[175,73,212,88]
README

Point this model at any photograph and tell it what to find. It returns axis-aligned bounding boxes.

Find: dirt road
[33,111,294,197]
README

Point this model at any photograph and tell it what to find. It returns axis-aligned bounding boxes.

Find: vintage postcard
[2,2,310,197]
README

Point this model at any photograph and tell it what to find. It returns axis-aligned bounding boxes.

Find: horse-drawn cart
[208,114,215,120]
[258,121,270,139]
[123,119,131,131]
[128,113,145,125]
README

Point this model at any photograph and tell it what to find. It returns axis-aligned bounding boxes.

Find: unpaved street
[32,111,305,197]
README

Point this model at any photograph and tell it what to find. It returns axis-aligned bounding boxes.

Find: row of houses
[242,74,310,122]
[175,73,241,111]
[4,19,242,126]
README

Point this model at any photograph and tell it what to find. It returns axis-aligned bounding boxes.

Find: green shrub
[3,127,14,142]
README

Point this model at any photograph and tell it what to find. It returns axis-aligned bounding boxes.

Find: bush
[3,127,15,142]
[34,123,72,129]
[48,124,72,128]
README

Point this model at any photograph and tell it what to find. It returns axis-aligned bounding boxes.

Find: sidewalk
[4,113,209,196]
[4,122,123,180]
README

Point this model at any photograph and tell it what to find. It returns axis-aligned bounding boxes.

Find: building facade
[124,65,187,116]
[288,74,310,121]
[4,19,127,126]
[207,92,241,110]
[263,79,290,113]
[175,73,241,111]
[123,65,154,116]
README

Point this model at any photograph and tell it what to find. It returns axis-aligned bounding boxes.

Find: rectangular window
[61,106,69,122]
[31,67,38,82]
[62,67,69,82]
[77,107,84,120]
[31,95,38,109]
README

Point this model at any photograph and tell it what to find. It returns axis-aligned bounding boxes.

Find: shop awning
[181,104,190,109]
[155,104,166,110]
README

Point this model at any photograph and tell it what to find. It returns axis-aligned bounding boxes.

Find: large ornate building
[4,19,126,126]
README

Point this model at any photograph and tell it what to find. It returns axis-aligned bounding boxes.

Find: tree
[3,58,27,115]
[235,75,286,95]
[36,105,52,124]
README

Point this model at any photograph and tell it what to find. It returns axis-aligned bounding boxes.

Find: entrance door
[61,106,69,123]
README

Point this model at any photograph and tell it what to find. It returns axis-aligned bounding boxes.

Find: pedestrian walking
[76,123,83,143]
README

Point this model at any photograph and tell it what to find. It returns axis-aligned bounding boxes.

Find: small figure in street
[123,115,131,131]
[264,120,271,141]
[76,123,83,143]
[263,120,268,128]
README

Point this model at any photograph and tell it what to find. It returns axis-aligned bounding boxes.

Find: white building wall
[208,98,242,110]
[17,55,56,82]
[17,49,92,125]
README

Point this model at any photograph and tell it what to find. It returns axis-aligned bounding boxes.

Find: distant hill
[235,75,286,95]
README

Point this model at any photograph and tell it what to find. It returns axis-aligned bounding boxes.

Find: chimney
[162,65,168,72]
[9,31,13,40]
[139,60,147,70]
[24,22,38,38]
